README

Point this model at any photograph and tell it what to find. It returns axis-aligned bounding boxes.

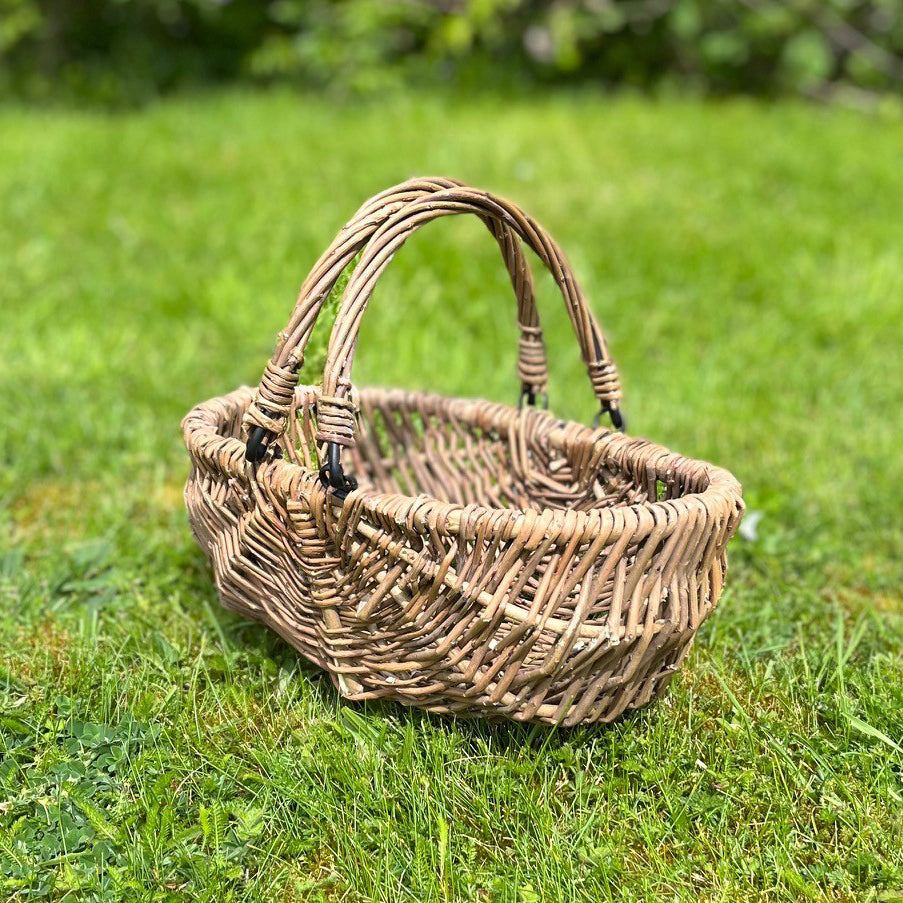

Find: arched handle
[244,177,553,462]
[315,187,622,477]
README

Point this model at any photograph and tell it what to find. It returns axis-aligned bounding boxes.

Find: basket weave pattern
[183,179,743,725]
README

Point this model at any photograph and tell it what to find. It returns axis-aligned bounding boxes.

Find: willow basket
[183,178,744,726]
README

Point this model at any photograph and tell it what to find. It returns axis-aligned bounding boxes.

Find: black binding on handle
[589,324,626,432]
[246,426,273,463]
[246,426,284,463]
[518,385,549,410]
[592,403,626,432]
[318,442,358,500]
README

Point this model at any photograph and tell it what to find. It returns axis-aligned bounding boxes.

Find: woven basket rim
[183,384,743,548]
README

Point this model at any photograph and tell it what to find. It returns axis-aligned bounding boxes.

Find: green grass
[1,88,902,902]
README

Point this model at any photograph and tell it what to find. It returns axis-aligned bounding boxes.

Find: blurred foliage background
[2,0,903,106]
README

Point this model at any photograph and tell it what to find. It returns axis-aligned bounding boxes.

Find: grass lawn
[1,88,902,902]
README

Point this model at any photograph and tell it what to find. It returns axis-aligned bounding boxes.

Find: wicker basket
[182,178,744,726]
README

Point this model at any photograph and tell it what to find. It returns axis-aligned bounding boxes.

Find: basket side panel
[308,484,742,725]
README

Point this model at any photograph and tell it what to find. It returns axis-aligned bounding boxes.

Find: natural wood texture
[182,179,743,725]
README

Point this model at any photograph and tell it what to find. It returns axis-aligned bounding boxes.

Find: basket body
[183,384,743,726]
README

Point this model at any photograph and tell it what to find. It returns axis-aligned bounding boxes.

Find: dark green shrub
[2,0,902,103]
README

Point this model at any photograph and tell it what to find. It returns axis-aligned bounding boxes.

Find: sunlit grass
[1,88,901,902]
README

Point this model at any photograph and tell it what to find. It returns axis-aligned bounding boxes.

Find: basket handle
[243,177,553,460]
[314,186,623,493]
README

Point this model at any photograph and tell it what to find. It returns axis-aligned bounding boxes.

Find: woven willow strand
[184,179,743,726]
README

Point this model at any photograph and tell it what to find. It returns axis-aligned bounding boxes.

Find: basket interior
[279,386,701,513]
